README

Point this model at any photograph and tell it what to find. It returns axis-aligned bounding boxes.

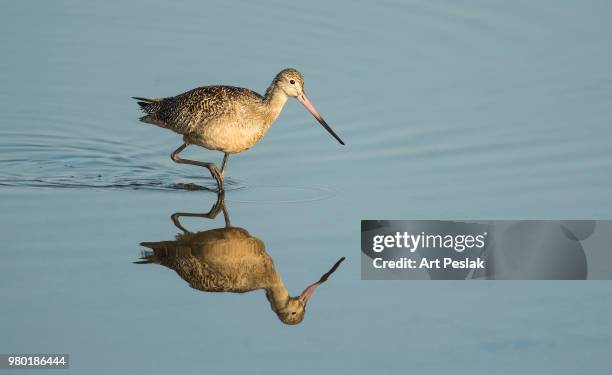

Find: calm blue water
[1,0,612,373]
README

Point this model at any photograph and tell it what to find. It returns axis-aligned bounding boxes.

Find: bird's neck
[262,84,289,124]
[265,282,290,313]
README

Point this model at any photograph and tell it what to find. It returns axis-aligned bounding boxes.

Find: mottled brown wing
[154,86,263,134]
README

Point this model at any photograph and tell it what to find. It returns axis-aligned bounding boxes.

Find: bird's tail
[132,96,168,126]
[134,251,157,264]
[134,241,166,264]
[132,96,163,112]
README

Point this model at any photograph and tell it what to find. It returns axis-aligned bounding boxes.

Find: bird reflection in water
[136,193,345,325]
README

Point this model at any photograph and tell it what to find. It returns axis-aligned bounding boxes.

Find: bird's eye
[289,79,295,85]
[291,312,296,315]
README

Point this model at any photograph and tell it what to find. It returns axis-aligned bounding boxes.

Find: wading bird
[133,68,344,191]
[137,193,345,325]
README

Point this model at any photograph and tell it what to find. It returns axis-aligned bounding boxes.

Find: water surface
[1,0,612,374]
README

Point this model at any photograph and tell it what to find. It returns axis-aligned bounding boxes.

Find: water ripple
[0,131,242,192]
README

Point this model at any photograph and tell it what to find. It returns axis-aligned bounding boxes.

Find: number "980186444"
[1,354,69,369]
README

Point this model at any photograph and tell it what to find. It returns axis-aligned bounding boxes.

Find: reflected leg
[171,192,230,233]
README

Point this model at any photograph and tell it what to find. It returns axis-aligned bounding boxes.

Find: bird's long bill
[299,257,346,304]
[297,92,345,145]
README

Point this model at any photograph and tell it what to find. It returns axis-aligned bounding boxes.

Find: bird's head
[273,257,346,325]
[272,68,345,145]
[274,68,305,98]
[275,297,307,325]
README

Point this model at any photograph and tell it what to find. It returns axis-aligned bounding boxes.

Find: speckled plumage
[140,226,305,324]
[141,227,277,293]
[135,69,305,154]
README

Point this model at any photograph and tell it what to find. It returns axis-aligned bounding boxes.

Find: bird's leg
[171,192,230,232]
[220,153,230,178]
[170,143,224,192]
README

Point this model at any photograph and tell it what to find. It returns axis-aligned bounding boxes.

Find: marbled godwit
[137,194,345,325]
[133,68,344,191]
